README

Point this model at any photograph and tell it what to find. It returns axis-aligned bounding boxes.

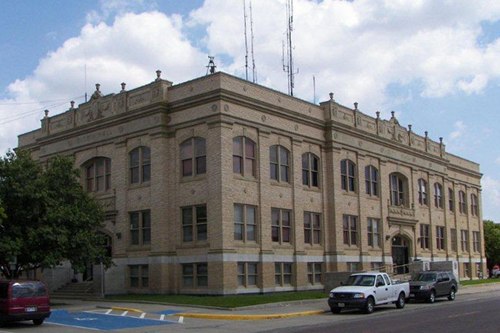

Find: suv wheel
[448,288,456,301]
[331,307,342,314]
[428,290,436,303]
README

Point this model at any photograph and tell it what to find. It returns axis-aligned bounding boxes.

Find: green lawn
[106,290,327,309]
[460,278,500,286]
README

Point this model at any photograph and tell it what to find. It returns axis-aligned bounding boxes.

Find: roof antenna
[206,56,216,75]
[243,0,249,81]
[249,0,257,83]
[282,0,298,96]
[84,63,88,102]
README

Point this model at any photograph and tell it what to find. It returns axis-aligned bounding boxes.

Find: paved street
[0,283,498,333]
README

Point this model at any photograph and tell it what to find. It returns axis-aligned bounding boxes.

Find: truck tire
[448,288,456,301]
[364,297,375,314]
[331,307,342,314]
[395,292,406,309]
[427,290,436,303]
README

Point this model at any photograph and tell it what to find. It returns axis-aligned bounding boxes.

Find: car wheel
[33,319,44,326]
[428,290,436,303]
[396,292,406,309]
[364,297,375,314]
[448,288,456,301]
[331,307,342,314]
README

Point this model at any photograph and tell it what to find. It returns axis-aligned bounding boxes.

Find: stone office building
[18,71,485,295]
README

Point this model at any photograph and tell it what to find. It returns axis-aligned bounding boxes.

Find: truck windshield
[345,275,375,286]
[415,273,436,282]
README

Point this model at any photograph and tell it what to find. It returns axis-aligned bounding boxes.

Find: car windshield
[415,273,437,282]
[345,275,375,286]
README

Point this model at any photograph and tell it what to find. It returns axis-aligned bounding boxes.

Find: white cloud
[449,121,466,140]
[495,157,500,165]
[482,176,500,222]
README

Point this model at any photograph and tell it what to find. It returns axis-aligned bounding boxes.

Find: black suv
[409,271,458,303]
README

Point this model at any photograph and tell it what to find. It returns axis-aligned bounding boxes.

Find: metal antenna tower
[282,0,298,96]
[249,0,257,83]
[206,56,216,75]
[243,0,249,81]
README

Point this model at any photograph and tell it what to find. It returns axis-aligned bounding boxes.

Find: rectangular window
[347,262,359,272]
[182,263,208,288]
[448,188,454,212]
[371,262,384,271]
[343,215,358,246]
[450,228,457,252]
[420,224,430,249]
[463,263,470,278]
[367,218,380,248]
[436,226,445,250]
[461,230,469,252]
[472,231,480,252]
[129,265,148,288]
[272,208,292,244]
[307,263,322,285]
[234,204,257,242]
[304,212,321,245]
[275,262,293,286]
[237,262,258,287]
[459,191,467,214]
[129,210,151,246]
[182,205,207,242]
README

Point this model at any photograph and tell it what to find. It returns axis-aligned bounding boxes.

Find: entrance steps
[51,281,96,299]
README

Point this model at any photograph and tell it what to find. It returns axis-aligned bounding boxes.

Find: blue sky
[0,0,499,222]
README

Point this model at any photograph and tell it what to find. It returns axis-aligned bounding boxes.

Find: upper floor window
[458,190,467,214]
[472,231,480,252]
[85,157,111,193]
[130,210,151,246]
[390,173,407,206]
[270,145,290,183]
[367,218,380,248]
[182,205,207,242]
[130,146,151,184]
[470,194,479,216]
[365,165,378,196]
[434,183,443,208]
[304,212,321,245]
[233,137,256,177]
[271,208,291,244]
[418,179,428,205]
[436,226,445,250]
[461,229,469,252]
[448,188,455,212]
[180,137,206,177]
[302,153,319,187]
[420,224,430,249]
[340,159,356,192]
[234,204,257,242]
[343,215,358,246]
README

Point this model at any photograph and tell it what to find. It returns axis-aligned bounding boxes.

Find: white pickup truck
[328,272,409,314]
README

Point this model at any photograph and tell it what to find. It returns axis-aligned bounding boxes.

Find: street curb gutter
[110,306,144,313]
[174,310,326,320]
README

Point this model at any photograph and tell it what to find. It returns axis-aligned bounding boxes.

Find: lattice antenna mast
[249,0,257,83]
[282,0,298,96]
[243,0,249,81]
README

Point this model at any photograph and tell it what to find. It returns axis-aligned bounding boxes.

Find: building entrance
[391,235,410,274]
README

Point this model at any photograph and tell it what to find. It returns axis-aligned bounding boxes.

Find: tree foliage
[0,150,111,279]
[484,220,500,269]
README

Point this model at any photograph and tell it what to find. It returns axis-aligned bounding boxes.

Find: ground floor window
[275,262,293,286]
[237,262,258,287]
[371,262,384,271]
[307,263,322,285]
[463,263,470,279]
[182,263,208,288]
[347,262,359,272]
[129,265,149,288]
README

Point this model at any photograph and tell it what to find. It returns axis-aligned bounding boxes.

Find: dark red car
[0,280,51,326]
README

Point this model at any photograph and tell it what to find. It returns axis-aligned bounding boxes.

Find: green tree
[0,150,111,279]
[484,220,500,270]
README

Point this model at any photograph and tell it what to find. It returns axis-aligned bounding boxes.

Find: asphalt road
[0,287,498,333]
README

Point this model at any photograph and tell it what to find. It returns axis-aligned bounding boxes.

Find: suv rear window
[11,282,47,298]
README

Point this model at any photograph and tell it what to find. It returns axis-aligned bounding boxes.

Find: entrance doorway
[391,235,410,274]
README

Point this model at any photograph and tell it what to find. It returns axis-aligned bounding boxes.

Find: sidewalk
[52,282,500,321]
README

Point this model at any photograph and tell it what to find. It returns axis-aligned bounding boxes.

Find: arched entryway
[391,235,410,274]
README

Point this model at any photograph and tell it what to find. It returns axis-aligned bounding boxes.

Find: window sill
[233,174,258,182]
[234,241,260,248]
[270,180,292,188]
[128,182,151,190]
[127,245,152,252]
[180,175,206,183]
[178,242,210,249]
[303,186,321,193]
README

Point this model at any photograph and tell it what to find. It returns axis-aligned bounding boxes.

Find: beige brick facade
[18,72,485,295]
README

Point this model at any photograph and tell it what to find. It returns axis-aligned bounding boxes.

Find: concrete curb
[173,309,327,320]
[110,306,144,313]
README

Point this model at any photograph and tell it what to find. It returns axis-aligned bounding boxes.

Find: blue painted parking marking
[156,309,180,315]
[47,310,177,331]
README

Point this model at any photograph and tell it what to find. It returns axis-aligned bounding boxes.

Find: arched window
[341,159,356,192]
[389,173,407,206]
[302,153,319,187]
[470,194,479,216]
[270,145,290,183]
[130,146,151,184]
[84,157,111,193]
[180,137,206,177]
[365,165,378,196]
[418,179,428,205]
[458,190,467,214]
[434,183,443,208]
[233,137,256,177]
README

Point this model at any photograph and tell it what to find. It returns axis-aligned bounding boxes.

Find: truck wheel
[396,292,406,309]
[427,290,436,303]
[364,297,375,314]
[448,288,456,301]
[331,307,342,314]
[33,319,44,326]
